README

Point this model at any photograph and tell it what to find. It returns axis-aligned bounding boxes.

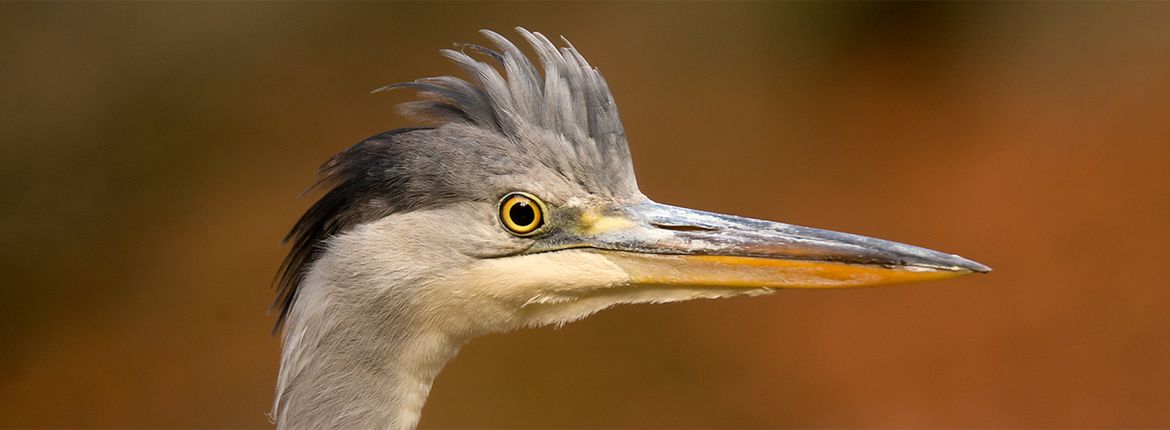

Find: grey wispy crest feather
[377,28,633,184]
[274,28,636,329]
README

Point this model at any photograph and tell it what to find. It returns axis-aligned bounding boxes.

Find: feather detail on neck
[272,248,468,430]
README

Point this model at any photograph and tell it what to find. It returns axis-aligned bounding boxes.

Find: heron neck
[274,274,467,430]
[386,328,466,429]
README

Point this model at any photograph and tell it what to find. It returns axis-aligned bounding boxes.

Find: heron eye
[499,192,545,236]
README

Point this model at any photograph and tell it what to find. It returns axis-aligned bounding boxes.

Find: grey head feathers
[274,28,638,328]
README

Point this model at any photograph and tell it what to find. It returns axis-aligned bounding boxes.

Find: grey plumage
[275,28,638,328]
[273,27,990,430]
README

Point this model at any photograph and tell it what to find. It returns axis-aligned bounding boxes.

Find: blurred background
[2,2,1169,428]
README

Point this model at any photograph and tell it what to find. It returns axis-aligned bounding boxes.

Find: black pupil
[509,201,536,227]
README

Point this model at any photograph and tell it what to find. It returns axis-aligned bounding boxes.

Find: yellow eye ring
[499,192,546,236]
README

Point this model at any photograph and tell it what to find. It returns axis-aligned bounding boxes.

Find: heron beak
[556,201,990,289]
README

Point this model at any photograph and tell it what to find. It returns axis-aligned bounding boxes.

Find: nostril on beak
[650,222,719,233]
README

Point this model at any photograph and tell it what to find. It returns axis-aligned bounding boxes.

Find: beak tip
[950,255,992,274]
[903,252,990,275]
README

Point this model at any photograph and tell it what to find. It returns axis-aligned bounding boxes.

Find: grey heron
[272,27,989,430]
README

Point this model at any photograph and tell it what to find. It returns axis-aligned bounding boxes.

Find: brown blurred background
[2,2,1169,428]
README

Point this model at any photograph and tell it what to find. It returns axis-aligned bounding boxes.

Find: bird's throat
[273,272,467,430]
[386,329,466,430]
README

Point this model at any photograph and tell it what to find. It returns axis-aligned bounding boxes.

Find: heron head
[276,28,988,337]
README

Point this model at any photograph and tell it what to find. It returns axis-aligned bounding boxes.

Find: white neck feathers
[272,249,467,430]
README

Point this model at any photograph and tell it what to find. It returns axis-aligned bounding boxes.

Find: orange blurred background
[3,2,1169,428]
